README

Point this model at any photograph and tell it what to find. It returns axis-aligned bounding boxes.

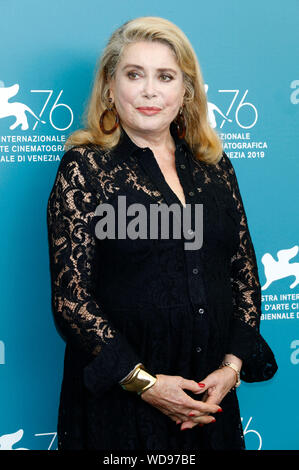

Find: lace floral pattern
[215,154,262,329]
[47,155,116,356]
[47,125,277,450]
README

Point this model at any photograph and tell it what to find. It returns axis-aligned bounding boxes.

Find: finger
[168,413,186,425]
[181,378,207,395]
[202,388,222,405]
[180,420,199,431]
[169,408,204,425]
[190,376,214,395]
[190,415,217,425]
[180,377,217,405]
[180,416,215,431]
[168,415,182,424]
[158,405,187,423]
[188,405,222,418]
[200,390,209,402]
[184,396,221,415]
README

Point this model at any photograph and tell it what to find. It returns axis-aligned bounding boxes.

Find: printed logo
[0,340,4,365]
[0,80,68,164]
[205,84,267,160]
[0,83,45,131]
[261,245,299,322]
[290,80,299,104]
[241,417,262,450]
[205,84,233,128]
[205,84,258,130]
[290,340,299,365]
[0,429,28,450]
[0,81,73,131]
[0,429,57,450]
[261,245,299,291]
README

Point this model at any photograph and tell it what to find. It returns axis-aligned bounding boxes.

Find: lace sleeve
[47,148,142,395]
[220,152,278,382]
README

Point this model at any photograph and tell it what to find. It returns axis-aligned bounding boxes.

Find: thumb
[192,376,215,395]
[181,378,208,395]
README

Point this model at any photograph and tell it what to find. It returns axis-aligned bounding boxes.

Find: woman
[47,16,277,450]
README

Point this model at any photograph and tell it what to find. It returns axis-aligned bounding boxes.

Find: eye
[127,71,140,80]
[160,74,173,82]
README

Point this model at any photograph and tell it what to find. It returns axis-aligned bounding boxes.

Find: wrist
[119,363,143,384]
[220,363,238,385]
[120,364,157,395]
[219,361,241,389]
[223,354,243,371]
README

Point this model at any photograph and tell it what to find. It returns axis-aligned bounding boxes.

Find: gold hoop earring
[174,106,186,139]
[99,99,119,134]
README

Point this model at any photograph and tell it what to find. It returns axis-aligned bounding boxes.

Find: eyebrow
[121,64,178,74]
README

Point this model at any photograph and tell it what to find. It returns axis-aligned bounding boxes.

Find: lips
[136,107,162,115]
[137,107,161,110]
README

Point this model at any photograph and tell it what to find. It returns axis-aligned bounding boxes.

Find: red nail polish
[217,408,223,413]
[211,418,216,423]
[189,413,195,416]
[198,383,205,388]
[199,424,204,427]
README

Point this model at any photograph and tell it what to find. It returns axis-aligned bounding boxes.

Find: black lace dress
[46,122,277,450]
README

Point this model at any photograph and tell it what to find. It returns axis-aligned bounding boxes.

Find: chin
[135,120,170,133]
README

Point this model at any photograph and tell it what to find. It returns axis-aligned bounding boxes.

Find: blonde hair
[66,16,223,165]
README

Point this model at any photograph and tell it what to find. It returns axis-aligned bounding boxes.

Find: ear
[108,77,115,103]
[107,90,114,104]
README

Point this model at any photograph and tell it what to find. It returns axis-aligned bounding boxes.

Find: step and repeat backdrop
[0,0,298,451]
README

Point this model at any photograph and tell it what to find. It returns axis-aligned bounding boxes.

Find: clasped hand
[140,367,237,431]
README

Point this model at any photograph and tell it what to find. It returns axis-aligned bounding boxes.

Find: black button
[198,308,204,314]
[180,164,186,169]
[189,191,195,196]
[196,346,202,353]
[192,268,199,274]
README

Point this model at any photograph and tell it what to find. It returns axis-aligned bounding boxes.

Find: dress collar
[107,121,197,211]
[112,120,192,161]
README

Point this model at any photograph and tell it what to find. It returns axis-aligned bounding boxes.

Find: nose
[142,75,157,99]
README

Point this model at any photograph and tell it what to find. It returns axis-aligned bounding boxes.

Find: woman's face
[109,41,185,137]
